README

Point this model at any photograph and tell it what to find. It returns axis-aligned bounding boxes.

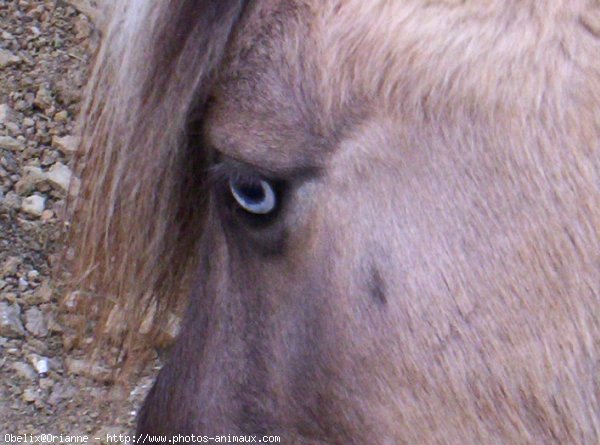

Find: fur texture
[70,0,600,443]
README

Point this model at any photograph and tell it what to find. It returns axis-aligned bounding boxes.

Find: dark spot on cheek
[369,267,387,306]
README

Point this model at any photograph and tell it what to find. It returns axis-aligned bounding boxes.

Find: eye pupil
[237,182,265,204]
[229,177,277,215]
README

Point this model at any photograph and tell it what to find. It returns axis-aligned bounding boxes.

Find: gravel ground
[0,1,155,441]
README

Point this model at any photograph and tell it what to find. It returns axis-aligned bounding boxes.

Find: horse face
[73,1,599,443]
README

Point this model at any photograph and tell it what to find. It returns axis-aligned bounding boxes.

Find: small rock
[51,134,79,155]
[48,382,76,406]
[0,104,12,124]
[0,135,24,151]
[23,117,35,127]
[108,384,129,401]
[22,387,38,403]
[1,191,22,210]
[27,270,40,281]
[47,315,62,333]
[27,338,50,356]
[5,122,20,136]
[2,148,18,170]
[34,85,53,110]
[28,25,41,36]
[11,362,37,380]
[0,302,25,338]
[51,199,66,218]
[1,292,17,303]
[1,257,20,277]
[35,282,53,303]
[54,110,68,122]
[62,332,77,351]
[65,357,112,382]
[22,195,46,216]
[47,253,61,268]
[74,16,92,40]
[23,165,46,181]
[15,166,46,195]
[14,99,31,112]
[46,162,72,192]
[41,209,54,221]
[18,277,29,290]
[35,118,48,132]
[0,49,20,68]
[39,378,54,390]
[55,79,80,106]
[25,306,48,337]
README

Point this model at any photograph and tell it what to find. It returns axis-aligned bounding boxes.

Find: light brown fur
[69,1,600,443]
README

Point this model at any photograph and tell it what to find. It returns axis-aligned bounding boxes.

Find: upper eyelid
[209,157,276,180]
[208,149,322,185]
[208,152,285,182]
[205,159,277,196]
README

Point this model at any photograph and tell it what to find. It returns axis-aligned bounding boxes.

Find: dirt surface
[0,1,155,442]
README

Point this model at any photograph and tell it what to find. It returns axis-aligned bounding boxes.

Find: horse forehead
[209,0,598,166]
[239,0,594,104]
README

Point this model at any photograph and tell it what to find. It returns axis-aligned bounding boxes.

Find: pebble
[0,103,12,124]
[0,48,21,68]
[65,357,113,382]
[47,382,76,406]
[27,337,50,355]
[46,161,72,192]
[34,85,53,110]
[22,387,39,403]
[28,25,41,36]
[1,292,17,303]
[2,257,21,277]
[41,209,54,221]
[47,314,62,333]
[0,302,25,338]
[39,377,54,390]
[54,110,68,122]
[0,135,24,151]
[27,270,40,281]
[5,122,21,136]
[15,165,47,195]
[34,282,53,303]
[14,99,30,112]
[74,16,92,40]
[1,191,22,210]
[25,306,48,337]
[12,361,37,380]
[18,276,29,290]
[51,134,79,155]
[21,194,46,216]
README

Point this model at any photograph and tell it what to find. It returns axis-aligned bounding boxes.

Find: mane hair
[67,0,248,352]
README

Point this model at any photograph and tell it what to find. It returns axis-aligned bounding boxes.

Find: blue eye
[229,177,276,215]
